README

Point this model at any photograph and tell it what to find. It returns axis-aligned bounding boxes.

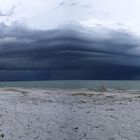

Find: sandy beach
[0,87,140,140]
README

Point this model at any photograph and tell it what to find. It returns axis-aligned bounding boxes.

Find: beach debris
[86,111,91,113]
[0,132,4,138]
[110,115,119,120]
[74,127,78,130]
[3,88,28,95]
[71,92,97,97]
[106,108,115,111]
[73,127,79,132]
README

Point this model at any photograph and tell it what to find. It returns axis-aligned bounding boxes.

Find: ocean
[0,80,139,90]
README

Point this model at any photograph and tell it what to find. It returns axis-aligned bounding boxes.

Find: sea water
[0,80,139,90]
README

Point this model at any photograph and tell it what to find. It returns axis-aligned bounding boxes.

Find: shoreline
[0,80,140,91]
[0,87,139,139]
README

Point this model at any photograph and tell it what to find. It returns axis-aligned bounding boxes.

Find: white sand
[0,88,139,140]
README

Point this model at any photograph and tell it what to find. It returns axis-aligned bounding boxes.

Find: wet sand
[0,88,140,140]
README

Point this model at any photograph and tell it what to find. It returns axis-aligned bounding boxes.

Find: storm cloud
[0,23,140,80]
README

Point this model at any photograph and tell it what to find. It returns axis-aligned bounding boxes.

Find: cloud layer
[0,22,140,80]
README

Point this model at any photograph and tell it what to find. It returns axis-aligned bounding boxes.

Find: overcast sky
[0,0,140,32]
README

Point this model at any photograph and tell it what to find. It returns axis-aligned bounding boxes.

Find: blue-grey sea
[0,80,139,90]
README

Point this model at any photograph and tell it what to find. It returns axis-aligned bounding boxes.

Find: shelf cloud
[0,22,139,80]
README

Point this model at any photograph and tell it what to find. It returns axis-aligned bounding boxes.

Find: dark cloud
[0,22,139,80]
